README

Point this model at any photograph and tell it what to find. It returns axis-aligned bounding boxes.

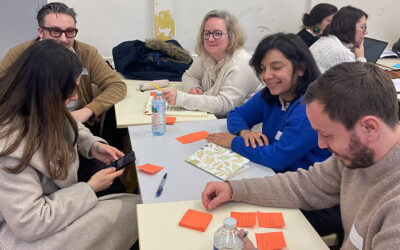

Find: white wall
[311,0,400,47]
[50,0,153,58]
[51,0,308,57]
[173,0,307,54]
[0,0,46,60]
[49,0,399,58]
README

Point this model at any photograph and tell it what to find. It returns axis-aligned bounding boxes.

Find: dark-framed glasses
[40,26,78,38]
[202,30,227,40]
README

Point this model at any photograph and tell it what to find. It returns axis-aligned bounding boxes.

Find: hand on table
[206,132,235,148]
[162,89,177,105]
[201,181,232,210]
[71,107,94,123]
[188,87,203,95]
[239,130,269,148]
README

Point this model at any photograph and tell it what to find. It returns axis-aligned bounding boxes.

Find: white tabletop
[137,200,329,250]
[129,119,275,204]
[114,79,217,128]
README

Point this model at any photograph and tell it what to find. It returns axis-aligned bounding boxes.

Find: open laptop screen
[363,37,388,63]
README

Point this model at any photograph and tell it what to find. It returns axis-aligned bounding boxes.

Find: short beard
[346,133,375,169]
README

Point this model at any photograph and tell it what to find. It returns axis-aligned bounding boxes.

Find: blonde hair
[195,10,245,57]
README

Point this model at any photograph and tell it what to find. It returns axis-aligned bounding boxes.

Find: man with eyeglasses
[0,2,127,148]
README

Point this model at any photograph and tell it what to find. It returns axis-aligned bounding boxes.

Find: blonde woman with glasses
[162,10,263,117]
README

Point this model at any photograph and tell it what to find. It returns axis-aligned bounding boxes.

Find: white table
[137,200,329,250]
[129,119,275,204]
[114,79,217,128]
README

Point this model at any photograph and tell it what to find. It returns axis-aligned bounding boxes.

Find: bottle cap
[223,217,237,229]
[155,90,162,96]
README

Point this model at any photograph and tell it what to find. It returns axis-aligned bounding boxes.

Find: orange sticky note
[256,232,286,250]
[178,209,213,232]
[150,91,156,97]
[257,212,285,228]
[230,211,257,227]
[137,163,163,174]
[166,116,176,125]
[176,131,209,144]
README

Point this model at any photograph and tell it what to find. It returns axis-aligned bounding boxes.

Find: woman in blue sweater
[207,33,331,172]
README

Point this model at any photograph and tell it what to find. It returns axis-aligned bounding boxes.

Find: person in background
[297,3,338,47]
[202,62,400,250]
[0,40,140,249]
[310,6,368,73]
[207,33,331,172]
[162,9,263,117]
[0,2,127,149]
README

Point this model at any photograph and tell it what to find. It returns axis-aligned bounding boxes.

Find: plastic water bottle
[151,90,166,136]
[213,217,243,250]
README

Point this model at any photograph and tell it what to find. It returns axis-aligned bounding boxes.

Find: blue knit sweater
[228,90,331,172]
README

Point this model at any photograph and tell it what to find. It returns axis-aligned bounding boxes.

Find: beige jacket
[0,38,127,121]
[177,49,263,116]
[0,122,139,250]
[229,144,400,250]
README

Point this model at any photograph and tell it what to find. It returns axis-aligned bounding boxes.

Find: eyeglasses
[357,24,367,32]
[202,30,227,40]
[40,26,78,38]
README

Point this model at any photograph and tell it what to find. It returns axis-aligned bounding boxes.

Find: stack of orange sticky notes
[137,163,164,174]
[166,116,176,125]
[257,211,285,228]
[230,211,257,227]
[230,211,286,250]
[230,211,285,228]
[255,231,286,250]
[176,131,209,144]
[178,209,213,232]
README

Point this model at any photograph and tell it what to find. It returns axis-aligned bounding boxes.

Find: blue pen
[156,173,167,197]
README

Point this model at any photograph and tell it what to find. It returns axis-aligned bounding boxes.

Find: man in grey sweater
[202,62,400,250]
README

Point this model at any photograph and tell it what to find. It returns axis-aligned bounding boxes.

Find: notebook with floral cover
[186,143,249,181]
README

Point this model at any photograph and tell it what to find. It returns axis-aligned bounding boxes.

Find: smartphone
[108,151,136,171]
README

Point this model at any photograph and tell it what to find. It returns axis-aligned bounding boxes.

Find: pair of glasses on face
[40,26,78,38]
[202,30,227,40]
[356,24,367,32]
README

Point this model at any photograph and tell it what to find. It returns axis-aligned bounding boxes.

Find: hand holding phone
[108,151,136,170]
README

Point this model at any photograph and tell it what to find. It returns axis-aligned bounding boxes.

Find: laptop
[363,37,388,63]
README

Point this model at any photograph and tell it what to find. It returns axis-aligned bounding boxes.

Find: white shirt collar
[279,96,290,111]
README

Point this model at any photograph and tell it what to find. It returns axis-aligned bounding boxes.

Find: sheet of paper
[230,211,257,227]
[255,231,286,250]
[137,163,164,174]
[144,96,208,117]
[178,209,213,232]
[380,50,399,58]
[176,131,209,144]
[257,212,285,228]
